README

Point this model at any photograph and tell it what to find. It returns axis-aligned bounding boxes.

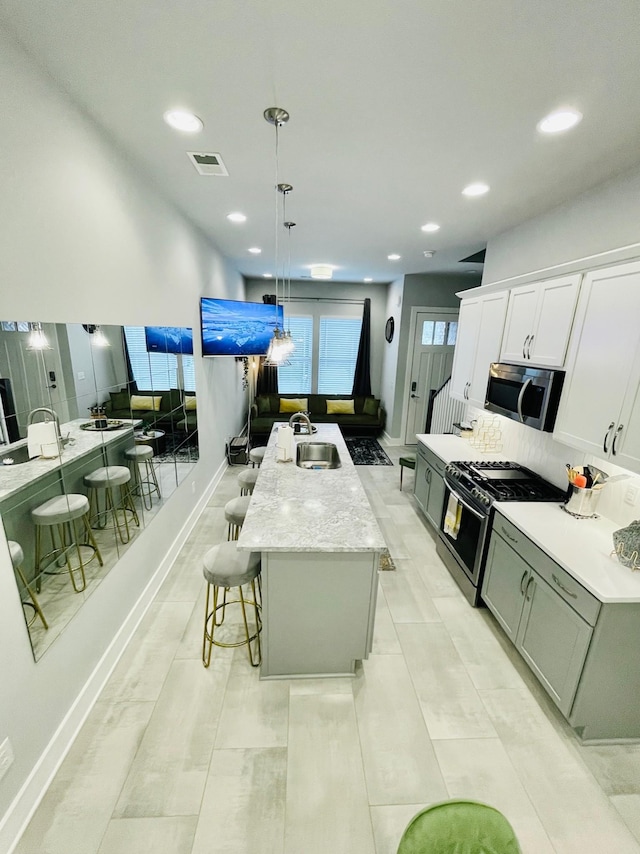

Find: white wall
[380,277,404,433]
[0,27,246,847]
[483,164,640,287]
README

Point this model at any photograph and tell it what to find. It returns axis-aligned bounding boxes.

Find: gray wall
[0,27,246,843]
[483,163,640,286]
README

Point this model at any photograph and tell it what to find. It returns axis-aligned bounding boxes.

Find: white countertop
[417,433,640,604]
[0,418,137,500]
[237,423,386,553]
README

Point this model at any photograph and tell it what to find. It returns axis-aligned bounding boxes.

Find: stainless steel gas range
[436,460,565,606]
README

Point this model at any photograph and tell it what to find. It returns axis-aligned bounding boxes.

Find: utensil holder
[564,485,602,518]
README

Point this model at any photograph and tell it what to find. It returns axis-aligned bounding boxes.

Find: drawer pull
[500,526,518,544]
[552,573,577,599]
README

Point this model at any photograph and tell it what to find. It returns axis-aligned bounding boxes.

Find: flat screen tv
[200,298,284,357]
[144,326,194,355]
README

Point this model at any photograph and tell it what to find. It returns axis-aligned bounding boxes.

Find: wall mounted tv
[200,298,284,357]
[144,326,194,355]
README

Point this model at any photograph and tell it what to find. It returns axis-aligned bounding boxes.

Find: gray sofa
[249,393,385,442]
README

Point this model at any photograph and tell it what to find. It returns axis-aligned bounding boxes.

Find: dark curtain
[351,298,372,397]
[121,329,138,391]
[256,294,278,394]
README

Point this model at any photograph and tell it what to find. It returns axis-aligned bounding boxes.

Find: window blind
[317,316,362,394]
[278,316,313,393]
[123,326,178,390]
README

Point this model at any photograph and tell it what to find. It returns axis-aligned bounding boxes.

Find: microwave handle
[445,485,486,522]
[516,378,532,422]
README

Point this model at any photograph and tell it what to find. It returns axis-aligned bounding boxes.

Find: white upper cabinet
[554,261,640,472]
[451,291,508,408]
[500,274,581,367]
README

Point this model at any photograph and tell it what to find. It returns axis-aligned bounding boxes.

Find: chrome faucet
[289,410,312,433]
[27,407,70,446]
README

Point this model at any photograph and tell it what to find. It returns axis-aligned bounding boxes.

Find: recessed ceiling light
[248,247,262,254]
[227,212,247,223]
[423,250,435,258]
[462,182,490,197]
[388,254,401,261]
[364,277,373,283]
[421,222,440,233]
[537,108,583,134]
[163,109,203,133]
[263,273,273,278]
[310,264,333,280]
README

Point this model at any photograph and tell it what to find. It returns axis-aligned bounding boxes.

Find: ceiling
[2,0,640,284]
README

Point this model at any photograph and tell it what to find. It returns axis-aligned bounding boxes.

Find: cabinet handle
[500,525,518,545]
[525,575,535,601]
[519,570,528,595]
[527,334,534,359]
[552,573,577,599]
[522,335,530,359]
[425,468,431,483]
[603,421,615,454]
[612,424,624,456]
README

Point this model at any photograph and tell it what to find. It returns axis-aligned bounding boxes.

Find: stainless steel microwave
[485,363,564,432]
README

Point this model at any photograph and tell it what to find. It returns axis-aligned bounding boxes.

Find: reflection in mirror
[0,321,198,660]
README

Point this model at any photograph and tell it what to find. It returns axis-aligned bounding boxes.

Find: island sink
[296,441,341,469]
[0,444,35,466]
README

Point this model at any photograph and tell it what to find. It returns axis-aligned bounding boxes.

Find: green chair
[397,799,521,854]
[399,454,416,490]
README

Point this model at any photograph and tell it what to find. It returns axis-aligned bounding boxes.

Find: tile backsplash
[466,406,640,528]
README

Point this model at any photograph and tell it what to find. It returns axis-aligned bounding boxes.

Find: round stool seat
[238,468,259,488]
[224,496,251,528]
[203,542,260,588]
[125,445,154,461]
[84,465,131,488]
[32,493,90,525]
[8,540,24,567]
[249,446,266,466]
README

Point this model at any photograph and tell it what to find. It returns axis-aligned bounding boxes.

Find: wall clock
[385,316,395,343]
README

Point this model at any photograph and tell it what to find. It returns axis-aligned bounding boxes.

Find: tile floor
[13,445,640,853]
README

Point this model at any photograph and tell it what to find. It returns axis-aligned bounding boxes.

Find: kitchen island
[237,423,385,678]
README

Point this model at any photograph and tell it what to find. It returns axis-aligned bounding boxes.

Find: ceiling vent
[186,152,229,177]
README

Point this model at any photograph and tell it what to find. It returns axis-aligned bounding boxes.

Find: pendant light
[263,106,291,367]
[82,324,110,347]
[26,322,51,351]
[280,179,296,360]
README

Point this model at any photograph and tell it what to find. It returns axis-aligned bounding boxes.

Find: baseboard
[1,459,227,854]
[381,430,404,446]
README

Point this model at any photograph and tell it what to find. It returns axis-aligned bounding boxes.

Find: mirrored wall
[0,321,198,660]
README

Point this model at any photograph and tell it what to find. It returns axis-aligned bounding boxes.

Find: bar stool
[237,467,259,496]
[83,465,140,544]
[125,445,161,511]
[224,495,251,541]
[8,540,48,629]
[249,446,266,468]
[399,454,416,490]
[31,493,103,593]
[202,541,261,667]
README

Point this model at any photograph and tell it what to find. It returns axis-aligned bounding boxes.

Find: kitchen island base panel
[259,551,379,679]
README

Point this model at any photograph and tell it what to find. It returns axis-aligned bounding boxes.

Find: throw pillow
[279,398,308,413]
[184,396,197,410]
[363,397,379,416]
[256,396,271,415]
[327,399,355,415]
[109,390,131,411]
[130,394,162,411]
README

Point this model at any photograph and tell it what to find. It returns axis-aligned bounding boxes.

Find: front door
[404,311,458,444]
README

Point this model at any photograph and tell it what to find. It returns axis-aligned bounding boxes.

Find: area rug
[379,548,396,571]
[155,434,199,464]
[344,437,393,466]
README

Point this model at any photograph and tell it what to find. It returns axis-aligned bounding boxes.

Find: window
[317,316,362,394]
[421,319,458,347]
[278,316,313,393]
[124,326,195,392]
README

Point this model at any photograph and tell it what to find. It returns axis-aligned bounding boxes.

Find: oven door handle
[444,485,486,522]
[516,378,532,422]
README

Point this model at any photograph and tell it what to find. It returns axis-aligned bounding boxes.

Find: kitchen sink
[296,442,341,470]
[0,444,35,466]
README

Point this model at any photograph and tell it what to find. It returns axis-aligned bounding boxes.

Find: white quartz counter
[0,418,137,500]
[237,423,386,553]
[417,433,640,604]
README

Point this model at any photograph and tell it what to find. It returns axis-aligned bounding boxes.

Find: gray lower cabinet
[415,442,446,530]
[484,512,640,741]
